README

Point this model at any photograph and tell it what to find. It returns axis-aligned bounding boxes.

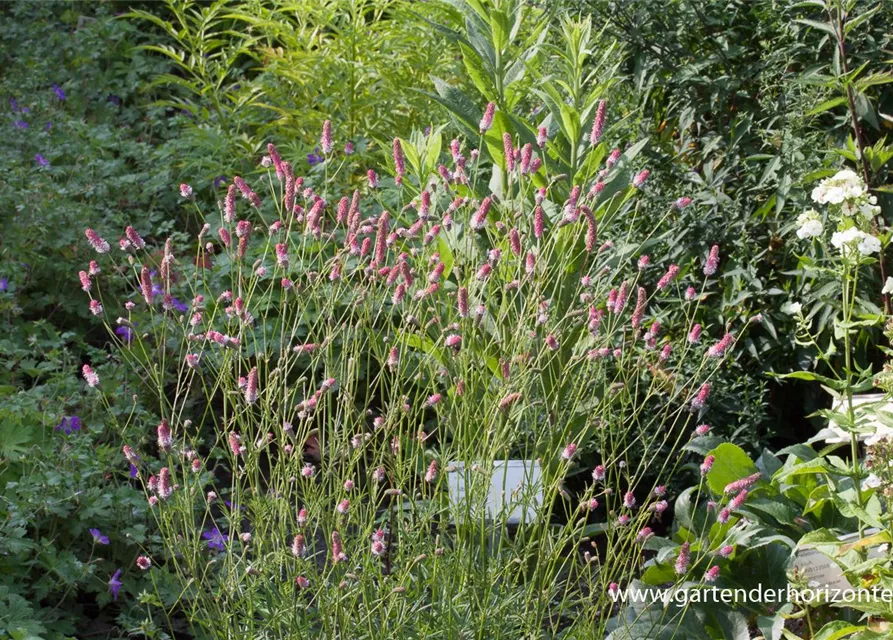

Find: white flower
[864,473,882,490]
[883,277,893,295]
[783,302,803,315]
[796,209,823,239]
[831,227,879,256]
[811,169,867,205]
[858,233,881,256]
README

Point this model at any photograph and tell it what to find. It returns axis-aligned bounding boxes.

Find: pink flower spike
[479,102,495,133]
[561,443,577,461]
[674,542,690,575]
[85,228,110,254]
[321,120,333,155]
[82,364,99,387]
[589,100,606,146]
[704,244,720,276]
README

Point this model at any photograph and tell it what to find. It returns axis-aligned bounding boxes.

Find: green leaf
[705,443,759,495]
[813,621,868,640]
[806,96,848,117]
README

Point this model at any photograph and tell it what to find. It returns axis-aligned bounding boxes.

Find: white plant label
[448,459,543,524]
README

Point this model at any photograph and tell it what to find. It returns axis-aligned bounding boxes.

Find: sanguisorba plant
[80,107,742,637]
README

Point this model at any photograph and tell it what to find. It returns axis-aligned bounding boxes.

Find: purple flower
[10,97,19,112]
[35,154,50,167]
[0,277,8,292]
[203,527,226,551]
[52,84,66,101]
[13,120,28,130]
[108,569,123,601]
[56,415,82,434]
[90,528,110,545]
[45,122,52,131]
[213,175,227,189]
[171,297,188,313]
[307,147,324,166]
[115,326,134,343]
[129,463,138,478]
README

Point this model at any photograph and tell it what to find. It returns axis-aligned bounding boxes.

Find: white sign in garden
[447,459,543,524]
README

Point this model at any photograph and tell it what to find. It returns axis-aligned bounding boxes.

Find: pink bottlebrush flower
[88,260,101,276]
[675,542,691,575]
[450,138,461,162]
[85,228,110,254]
[606,148,621,168]
[479,102,496,133]
[267,142,283,179]
[637,255,650,270]
[724,472,761,495]
[371,540,385,556]
[471,197,492,230]
[692,382,711,411]
[585,210,597,252]
[244,366,259,404]
[457,287,469,318]
[218,227,231,248]
[707,333,734,358]
[636,527,653,543]
[589,100,607,145]
[675,196,692,209]
[418,190,431,221]
[589,307,604,334]
[652,500,669,514]
[373,211,390,266]
[614,281,630,314]
[695,424,710,437]
[157,419,173,451]
[336,499,350,515]
[631,287,647,330]
[157,467,173,500]
[122,445,137,463]
[700,454,715,476]
[659,343,672,361]
[509,228,522,255]
[685,286,697,301]
[718,545,734,558]
[606,289,617,312]
[632,169,650,188]
[488,248,502,265]
[281,277,293,290]
[546,334,559,351]
[179,183,193,198]
[704,566,720,582]
[336,196,349,225]
[393,138,405,184]
[89,300,103,316]
[321,377,337,392]
[623,491,636,509]
[616,514,630,527]
[78,270,91,292]
[425,459,438,483]
[656,264,680,290]
[718,508,731,524]
[321,120,333,155]
[343,479,355,492]
[191,458,202,473]
[331,531,346,563]
[235,220,252,239]
[82,364,99,387]
[275,243,288,268]
[386,347,399,371]
[292,533,306,558]
[224,184,237,222]
[295,575,310,589]
[228,432,244,457]
[392,283,406,305]
[704,244,720,276]
[519,143,533,174]
[445,334,462,351]
[185,353,200,369]
[503,132,515,173]
[592,465,606,482]
[499,392,522,411]
[534,205,544,239]
[530,158,541,175]
[233,176,261,207]
[525,252,536,276]
[372,466,386,483]
[688,324,702,344]
[561,442,577,461]
[729,490,749,511]
[476,263,492,281]
[429,262,445,283]
[136,556,152,570]
[537,126,548,149]
[297,508,309,527]
[424,393,442,408]
[124,226,145,250]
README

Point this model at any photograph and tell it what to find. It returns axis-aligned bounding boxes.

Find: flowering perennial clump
[80,115,739,638]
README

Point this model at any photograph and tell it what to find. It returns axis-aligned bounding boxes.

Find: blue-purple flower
[89,528,110,545]
[13,120,27,130]
[0,277,7,292]
[307,147,324,166]
[115,326,134,343]
[202,527,226,551]
[56,415,82,434]
[52,84,66,101]
[108,569,123,601]
[35,154,49,167]
[129,463,139,478]
[213,175,227,189]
